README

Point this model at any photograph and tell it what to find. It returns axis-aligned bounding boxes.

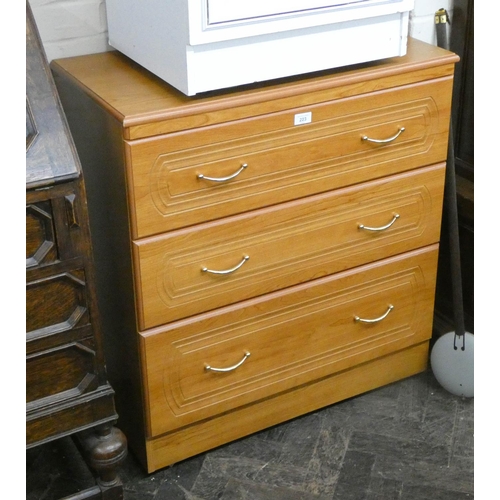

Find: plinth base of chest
[141,341,428,473]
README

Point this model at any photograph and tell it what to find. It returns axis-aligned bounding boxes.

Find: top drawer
[126,78,452,238]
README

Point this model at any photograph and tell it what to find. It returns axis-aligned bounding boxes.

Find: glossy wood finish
[51,39,457,473]
[127,78,452,237]
[145,341,430,471]
[26,3,126,497]
[142,245,439,437]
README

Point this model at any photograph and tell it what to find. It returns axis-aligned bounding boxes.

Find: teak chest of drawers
[51,38,458,472]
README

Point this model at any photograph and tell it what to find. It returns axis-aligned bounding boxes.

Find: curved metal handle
[202,255,249,275]
[362,127,405,144]
[205,351,251,372]
[354,304,394,323]
[358,214,400,232]
[197,163,248,183]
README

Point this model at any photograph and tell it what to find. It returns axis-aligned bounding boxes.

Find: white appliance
[105,0,414,96]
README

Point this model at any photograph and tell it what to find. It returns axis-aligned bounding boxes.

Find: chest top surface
[51,38,458,140]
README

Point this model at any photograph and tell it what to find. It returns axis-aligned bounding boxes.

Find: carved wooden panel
[26,270,89,341]
[25,81,111,443]
[26,201,57,268]
[26,340,97,406]
[26,8,125,492]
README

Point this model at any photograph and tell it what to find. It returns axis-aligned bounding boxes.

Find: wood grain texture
[26,8,126,496]
[50,38,458,140]
[144,341,430,473]
[25,177,118,449]
[141,245,439,437]
[134,165,444,328]
[126,78,452,237]
[26,2,79,188]
[51,39,456,473]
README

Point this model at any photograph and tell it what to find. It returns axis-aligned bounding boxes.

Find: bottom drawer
[141,245,439,438]
[144,341,429,472]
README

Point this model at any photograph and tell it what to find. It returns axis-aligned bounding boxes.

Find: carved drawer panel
[127,78,452,237]
[25,5,122,459]
[141,245,438,437]
[26,387,116,447]
[26,269,89,342]
[26,186,82,269]
[26,201,58,268]
[134,164,444,329]
[26,340,98,407]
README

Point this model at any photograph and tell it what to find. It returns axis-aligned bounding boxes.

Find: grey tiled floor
[26,367,474,500]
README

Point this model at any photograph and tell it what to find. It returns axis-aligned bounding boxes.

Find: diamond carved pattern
[26,271,88,340]
[26,342,97,405]
[26,202,57,268]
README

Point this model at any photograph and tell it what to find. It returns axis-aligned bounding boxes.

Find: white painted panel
[105,0,412,95]
[207,0,368,24]
[191,0,414,45]
[187,13,408,95]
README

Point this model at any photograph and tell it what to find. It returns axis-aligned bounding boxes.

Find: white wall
[29,0,110,61]
[29,0,453,62]
[409,0,453,46]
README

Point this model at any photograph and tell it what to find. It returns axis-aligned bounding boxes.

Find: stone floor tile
[332,450,376,500]
[26,369,474,500]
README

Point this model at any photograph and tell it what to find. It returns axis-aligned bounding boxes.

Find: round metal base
[430,331,474,397]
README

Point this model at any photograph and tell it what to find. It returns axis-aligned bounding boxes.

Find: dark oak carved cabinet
[26,184,114,444]
[26,3,126,498]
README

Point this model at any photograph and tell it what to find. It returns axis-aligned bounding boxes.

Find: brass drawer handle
[197,163,248,183]
[362,127,405,144]
[202,255,249,275]
[358,213,399,232]
[205,351,251,372]
[354,304,394,323]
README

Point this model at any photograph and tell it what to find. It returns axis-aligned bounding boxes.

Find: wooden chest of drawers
[51,38,458,472]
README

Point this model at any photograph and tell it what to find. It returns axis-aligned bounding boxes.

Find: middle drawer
[126,77,452,238]
[133,163,444,329]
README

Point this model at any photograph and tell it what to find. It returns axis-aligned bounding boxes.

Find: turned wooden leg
[76,424,127,499]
